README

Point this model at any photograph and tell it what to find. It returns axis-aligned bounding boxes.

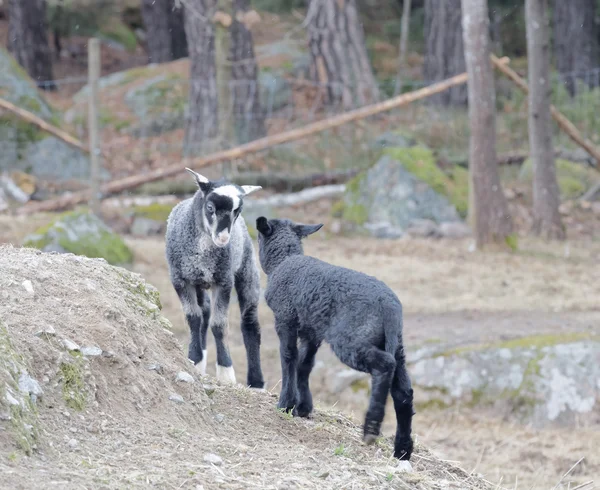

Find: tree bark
[526,0,565,239]
[398,0,412,68]
[183,0,219,156]
[230,0,266,143]
[461,0,512,248]
[305,0,379,109]
[168,0,189,60]
[8,0,55,90]
[553,0,599,96]
[424,0,466,105]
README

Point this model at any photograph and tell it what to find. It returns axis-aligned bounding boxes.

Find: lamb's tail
[381,299,402,356]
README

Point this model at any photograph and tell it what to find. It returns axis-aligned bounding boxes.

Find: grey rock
[169,393,185,404]
[259,71,291,113]
[81,346,103,357]
[61,338,80,352]
[18,372,44,399]
[67,438,78,450]
[343,154,462,238]
[203,453,223,466]
[214,413,225,423]
[329,369,370,394]
[370,131,417,151]
[176,371,195,384]
[34,325,56,337]
[410,339,600,427]
[439,221,471,239]
[21,280,34,295]
[24,137,98,181]
[405,219,440,238]
[130,217,165,237]
[5,391,20,406]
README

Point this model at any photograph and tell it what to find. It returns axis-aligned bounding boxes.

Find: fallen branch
[580,181,600,202]
[0,96,89,155]
[491,54,600,169]
[246,184,346,209]
[18,60,509,215]
[132,168,361,196]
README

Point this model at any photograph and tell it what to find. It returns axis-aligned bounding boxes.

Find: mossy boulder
[519,158,599,199]
[409,333,600,427]
[129,202,176,236]
[335,146,467,237]
[0,47,90,181]
[23,211,133,265]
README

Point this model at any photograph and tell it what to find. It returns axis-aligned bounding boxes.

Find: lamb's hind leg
[334,342,396,445]
[294,339,320,417]
[235,270,265,389]
[175,282,205,368]
[210,284,236,384]
[391,348,414,460]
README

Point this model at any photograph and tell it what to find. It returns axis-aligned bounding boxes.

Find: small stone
[102,350,115,358]
[405,219,440,238]
[195,485,205,490]
[81,346,103,357]
[34,325,56,337]
[61,338,80,351]
[22,280,34,295]
[176,371,195,384]
[69,427,78,433]
[0,411,10,421]
[203,453,223,466]
[23,423,34,434]
[147,363,163,374]
[67,438,78,450]
[63,411,71,418]
[214,413,225,423]
[203,384,216,396]
[169,394,184,404]
[5,392,20,406]
[439,221,471,239]
[18,372,44,399]
[395,461,413,473]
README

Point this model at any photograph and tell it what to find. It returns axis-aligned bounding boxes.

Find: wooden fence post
[88,38,101,216]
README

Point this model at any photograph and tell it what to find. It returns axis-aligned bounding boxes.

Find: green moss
[384,146,469,217]
[335,171,369,225]
[24,211,133,266]
[18,95,43,114]
[59,361,86,411]
[350,378,370,393]
[100,22,138,52]
[505,233,519,252]
[132,203,176,222]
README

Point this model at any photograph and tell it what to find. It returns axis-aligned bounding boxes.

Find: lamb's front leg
[276,321,299,413]
[210,283,236,384]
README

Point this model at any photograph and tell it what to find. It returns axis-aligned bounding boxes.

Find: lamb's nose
[216,231,230,245]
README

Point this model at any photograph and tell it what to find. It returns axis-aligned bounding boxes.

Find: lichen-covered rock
[519,158,599,199]
[409,334,600,427]
[23,211,133,265]
[0,47,90,181]
[335,147,468,237]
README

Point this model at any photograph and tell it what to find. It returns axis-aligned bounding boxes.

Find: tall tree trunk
[168,0,189,60]
[527,0,565,239]
[183,0,219,156]
[230,0,265,144]
[423,0,466,105]
[8,0,55,90]
[141,0,173,63]
[305,0,379,109]
[398,0,411,68]
[461,0,512,248]
[553,0,599,95]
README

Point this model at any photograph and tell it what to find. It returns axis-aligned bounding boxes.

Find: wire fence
[1,63,600,198]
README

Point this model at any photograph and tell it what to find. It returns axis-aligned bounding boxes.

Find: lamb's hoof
[395,461,413,473]
[194,350,208,376]
[393,437,414,461]
[215,364,237,384]
[293,402,313,418]
[363,433,378,446]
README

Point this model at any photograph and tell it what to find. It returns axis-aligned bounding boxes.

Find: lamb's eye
[206,203,215,214]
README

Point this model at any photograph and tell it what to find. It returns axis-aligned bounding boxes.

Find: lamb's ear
[293,223,324,238]
[256,216,273,236]
[185,168,210,189]
[241,185,262,196]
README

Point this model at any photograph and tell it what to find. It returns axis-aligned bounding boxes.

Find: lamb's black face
[202,185,245,247]
[256,217,323,273]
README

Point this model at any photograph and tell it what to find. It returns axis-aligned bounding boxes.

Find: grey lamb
[165,168,265,388]
[256,216,414,460]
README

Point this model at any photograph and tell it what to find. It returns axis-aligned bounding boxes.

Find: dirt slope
[0,245,499,489]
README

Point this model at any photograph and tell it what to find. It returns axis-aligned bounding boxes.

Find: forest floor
[2,207,599,489]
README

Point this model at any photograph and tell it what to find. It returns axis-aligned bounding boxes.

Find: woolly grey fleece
[256,216,414,460]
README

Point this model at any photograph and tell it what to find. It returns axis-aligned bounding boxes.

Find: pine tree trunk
[168,0,188,60]
[141,0,173,63]
[230,0,265,144]
[423,0,466,105]
[527,0,565,240]
[183,0,219,156]
[553,0,599,95]
[461,0,512,248]
[142,0,188,62]
[305,0,379,109]
[8,0,55,90]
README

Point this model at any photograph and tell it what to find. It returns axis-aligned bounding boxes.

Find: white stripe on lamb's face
[204,186,243,248]
[213,185,241,210]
